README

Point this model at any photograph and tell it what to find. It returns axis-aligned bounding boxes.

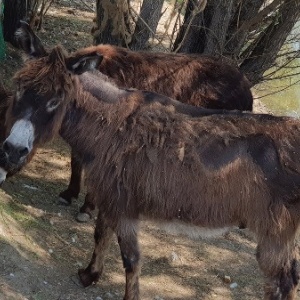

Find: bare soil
[0,2,291,300]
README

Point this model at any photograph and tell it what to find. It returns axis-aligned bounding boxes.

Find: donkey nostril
[2,141,29,159]
[18,147,29,157]
[3,141,12,153]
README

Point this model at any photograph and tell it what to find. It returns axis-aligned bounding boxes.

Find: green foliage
[0,0,5,60]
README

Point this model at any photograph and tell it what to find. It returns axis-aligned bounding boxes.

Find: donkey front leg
[76,192,95,222]
[256,236,300,300]
[117,219,140,300]
[59,149,83,205]
[78,212,114,287]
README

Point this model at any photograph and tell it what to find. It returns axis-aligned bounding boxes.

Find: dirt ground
[0,1,295,300]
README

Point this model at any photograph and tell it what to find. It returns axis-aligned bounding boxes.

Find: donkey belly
[151,218,234,239]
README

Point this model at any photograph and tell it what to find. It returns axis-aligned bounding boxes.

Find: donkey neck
[60,81,141,160]
[78,71,129,104]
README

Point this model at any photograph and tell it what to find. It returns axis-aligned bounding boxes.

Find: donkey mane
[78,70,254,120]
[14,48,74,97]
[75,78,141,123]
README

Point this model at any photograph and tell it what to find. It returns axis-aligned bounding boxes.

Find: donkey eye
[46,98,60,112]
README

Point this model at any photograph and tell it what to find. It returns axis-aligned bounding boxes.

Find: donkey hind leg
[78,213,114,287]
[265,259,300,300]
[256,237,300,300]
[59,149,83,205]
[76,192,95,223]
[117,220,140,300]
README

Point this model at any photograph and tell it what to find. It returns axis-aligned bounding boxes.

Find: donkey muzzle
[0,166,7,186]
[2,140,29,166]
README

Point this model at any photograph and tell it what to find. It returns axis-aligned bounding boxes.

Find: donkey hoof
[76,212,91,223]
[78,268,99,287]
[58,197,71,206]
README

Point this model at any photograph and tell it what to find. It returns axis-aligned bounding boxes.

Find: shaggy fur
[11,21,254,215]
[69,44,253,110]
[63,45,253,211]
[4,46,300,299]
[0,82,8,142]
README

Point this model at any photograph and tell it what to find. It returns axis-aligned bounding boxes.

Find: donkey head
[15,20,47,59]
[15,21,105,71]
[0,22,47,183]
[2,46,102,177]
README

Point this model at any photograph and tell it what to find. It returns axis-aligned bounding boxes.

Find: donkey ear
[48,46,67,65]
[65,52,103,75]
[15,20,47,59]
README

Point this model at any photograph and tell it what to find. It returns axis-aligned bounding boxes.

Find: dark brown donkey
[3,46,300,300]
[13,21,253,221]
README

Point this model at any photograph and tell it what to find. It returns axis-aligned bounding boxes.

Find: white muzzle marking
[5,119,35,153]
[0,167,7,184]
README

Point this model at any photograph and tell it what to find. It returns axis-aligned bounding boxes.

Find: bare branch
[173,0,207,53]
[240,0,300,85]
[237,0,282,34]
[129,6,169,50]
[255,78,300,100]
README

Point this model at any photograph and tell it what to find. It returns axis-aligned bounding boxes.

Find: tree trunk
[202,0,234,56]
[224,0,264,61]
[93,0,131,46]
[3,0,29,47]
[129,0,164,50]
[172,0,196,52]
[240,0,300,85]
[0,0,5,59]
[174,0,232,55]
[172,0,208,53]
[172,0,300,86]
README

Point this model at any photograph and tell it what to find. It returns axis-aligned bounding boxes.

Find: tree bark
[240,0,300,85]
[172,0,300,86]
[224,0,264,61]
[0,0,5,59]
[174,0,233,55]
[129,0,164,50]
[203,0,234,56]
[173,0,208,53]
[93,0,131,46]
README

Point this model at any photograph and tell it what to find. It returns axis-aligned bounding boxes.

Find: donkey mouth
[0,149,24,179]
[0,150,8,184]
[0,167,7,186]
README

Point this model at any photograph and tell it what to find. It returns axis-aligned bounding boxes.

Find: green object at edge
[0,0,5,60]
